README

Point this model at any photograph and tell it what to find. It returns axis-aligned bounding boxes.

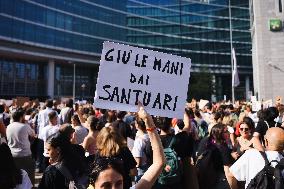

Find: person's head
[107,110,116,123]
[71,114,81,126]
[12,108,25,122]
[59,124,76,143]
[245,105,252,113]
[265,107,279,121]
[96,127,126,157]
[87,115,102,132]
[205,102,213,112]
[45,99,53,108]
[194,109,202,118]
[48,111,58,125]
[0,143,22,189]
[239,117,254,138]
[176,119,185,130]
[89,157,124,189]
[135,116,146,132]
[213,111,223,123]
[154,117,172,133]
[66,99,73,108]
[264,127,284,152]
[116,111,126,120]
[209,123,226,144]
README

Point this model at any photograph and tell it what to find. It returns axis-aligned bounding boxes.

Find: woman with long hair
[0,143,32,189]
[95,126,137,189]
[88,105,165,189]
[233,117,254,158]
[82,115,103,163]
[197,123,236,189]
[38,132,88,189]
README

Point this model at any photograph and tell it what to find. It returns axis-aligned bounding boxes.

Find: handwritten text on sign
[94,42,191,118]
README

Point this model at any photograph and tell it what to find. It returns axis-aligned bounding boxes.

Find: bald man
[229,127,284,188]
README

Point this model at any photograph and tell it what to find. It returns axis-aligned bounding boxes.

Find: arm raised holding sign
[88,104,165,189]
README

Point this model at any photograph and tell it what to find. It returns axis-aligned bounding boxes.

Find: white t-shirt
[15,169,33,189]
[6,122,34,157]
[229,149,283,188]
[37,108,56,135]
[40,124,60,157]
[74,125,88,144]
[132,133,149,166]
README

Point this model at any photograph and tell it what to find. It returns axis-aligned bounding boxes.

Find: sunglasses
[240,128,249,132]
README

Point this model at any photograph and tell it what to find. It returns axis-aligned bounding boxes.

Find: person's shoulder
[242,148,261,159]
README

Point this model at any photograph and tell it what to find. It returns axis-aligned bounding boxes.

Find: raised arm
[135,106,165,189]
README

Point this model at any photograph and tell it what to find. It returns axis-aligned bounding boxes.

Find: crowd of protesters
[0,98,283,189]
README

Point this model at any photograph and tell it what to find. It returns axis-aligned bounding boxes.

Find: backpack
[195,119,208,139]
[158,137,183,185]
[246,151,284,189]
[55,163,88,189]
[196,144,228,189]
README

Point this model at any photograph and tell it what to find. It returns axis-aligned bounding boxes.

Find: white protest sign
[263,99,273,109]
[94,42,191,118]
[252,101,261,112]
[251,96,257,102]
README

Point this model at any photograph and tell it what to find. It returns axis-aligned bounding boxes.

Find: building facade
[0,0,127,99]
[250,0,284,101]
[127,0,253,101]
[0,0,252,101]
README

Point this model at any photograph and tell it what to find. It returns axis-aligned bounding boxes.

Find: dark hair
[154,117,172,132]
[59,124,75,140]
[66,99,73,108]
[48,111,57,121]
[46,132,86,178]
[72,114,81,125]
[89,157,124,185]
[265,107,279,121]
[12,108,25,122]
[176,119,185,130]
[116,111,126,119]
[87,116,102,131]
[213,111,223,122]
[209,123,226,144]
[0,104,5,113]
[205,102,213,110]
[46,99,53,108]
[257,110,265,121]
[0,143,22,188]
[242,117,255,132]
[194,109,202,118]
[135,116,146,132]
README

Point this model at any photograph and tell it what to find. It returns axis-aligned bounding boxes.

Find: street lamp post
[72,63,76,101]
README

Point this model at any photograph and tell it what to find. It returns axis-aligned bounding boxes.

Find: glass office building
[0,0,252,100]
[0,0,127,99]
[126,0,252,100]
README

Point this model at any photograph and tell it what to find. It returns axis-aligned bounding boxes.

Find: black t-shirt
[197,137,234,171]
[38,165,68,189]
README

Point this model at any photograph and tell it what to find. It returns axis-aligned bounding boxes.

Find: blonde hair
[96,126,127,157]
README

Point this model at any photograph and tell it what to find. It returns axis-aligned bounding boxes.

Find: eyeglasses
[240,128,249,132]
